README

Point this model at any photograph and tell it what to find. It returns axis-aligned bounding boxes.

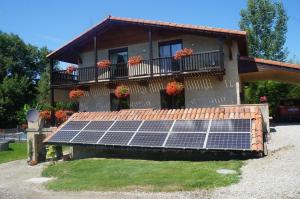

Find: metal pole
[94,36,98,82]
[148,29,153,76]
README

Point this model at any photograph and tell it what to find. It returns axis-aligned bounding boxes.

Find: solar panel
[210,119,251,132]
[129,132,167,147]
[172,120,209,132]
[71,131,105,144]
[138,120,173,132]
[46,118,253,152]
[109,121,142,131]
[99,131,135,145]
[61,121,89,130]
[48,130,79,143]
[206,133,251,149]
[83,121,114,131]
[165,133,206,149]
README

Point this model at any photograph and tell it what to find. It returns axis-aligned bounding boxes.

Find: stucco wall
[76,34,240,111]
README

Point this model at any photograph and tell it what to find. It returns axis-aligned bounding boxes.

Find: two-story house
[44,16,300,158]
[48,16,300,113]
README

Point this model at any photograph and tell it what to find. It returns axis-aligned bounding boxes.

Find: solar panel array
[47,119,252,151]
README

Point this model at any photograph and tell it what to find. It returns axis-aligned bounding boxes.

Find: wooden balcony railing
[52,50,224,85]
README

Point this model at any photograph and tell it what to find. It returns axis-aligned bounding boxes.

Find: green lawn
[0,142,27,164]
[42,158,243,192]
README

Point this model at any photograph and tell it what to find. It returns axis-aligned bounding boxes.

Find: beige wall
[74,34,241,111]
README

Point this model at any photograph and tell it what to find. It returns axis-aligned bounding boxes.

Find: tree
[0,75,32,128]
[239,0,299,116]
[240,0,288,61]
[36,66,50,105]
[0,31,55,127]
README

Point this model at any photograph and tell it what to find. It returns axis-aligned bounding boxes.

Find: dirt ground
[0,123,299,199]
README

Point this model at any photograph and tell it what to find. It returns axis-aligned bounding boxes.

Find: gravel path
[0,123,299,199]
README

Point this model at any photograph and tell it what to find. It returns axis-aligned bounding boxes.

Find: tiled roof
[44,106,264,152]
[240,56,300,70]
[47,16,247,59]
[109,16,246,36]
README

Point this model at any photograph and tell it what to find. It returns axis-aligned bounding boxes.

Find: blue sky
[1,0,299,62]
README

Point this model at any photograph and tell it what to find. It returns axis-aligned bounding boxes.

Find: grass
[0,142,27,164]
[42,158,243,192]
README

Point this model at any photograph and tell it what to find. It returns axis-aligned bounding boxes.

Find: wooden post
[148,29,153,76]
[49,58,55,126]
[94,36,98,82]
[218,37,225,70]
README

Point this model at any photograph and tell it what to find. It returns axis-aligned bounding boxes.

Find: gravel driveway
[0,123,299,199]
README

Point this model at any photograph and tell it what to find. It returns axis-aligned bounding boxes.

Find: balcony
[52,50,225,86]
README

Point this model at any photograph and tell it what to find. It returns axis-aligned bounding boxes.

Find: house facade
[48,16,300,114]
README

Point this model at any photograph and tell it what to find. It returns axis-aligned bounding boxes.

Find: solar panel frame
[47,130,80,143]
[129,132,168,147]
[83,121,115,131]
[172,120,209,132]
[209,119,251,133]
[165,133,206,149]
[60,121,89,131]
[109,121,142,132]
[98,131,135,146]
[70,131,106,144]
[138,120,174,132]
[205,132,251,150]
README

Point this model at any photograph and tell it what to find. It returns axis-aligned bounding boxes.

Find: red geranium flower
[174,48,193,60]
[40,110,51,121]
[128,56,143,66]
[69,89,84,100]
[114,85,129,98]
[166,81,184,96]
[97,59,111,69]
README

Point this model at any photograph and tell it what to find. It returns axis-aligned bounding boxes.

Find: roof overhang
[47,16,248,64]
[239,57,300,84]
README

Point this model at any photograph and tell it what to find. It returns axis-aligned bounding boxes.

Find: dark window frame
[110,93,130,111]
[160,88,185,110]
[158,39,183,58]
[108,47,128,60]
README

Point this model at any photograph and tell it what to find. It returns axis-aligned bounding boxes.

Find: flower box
[69,89,84,100]
[97,59,111,69]
[128,56,143,66]
[174,48,193,60]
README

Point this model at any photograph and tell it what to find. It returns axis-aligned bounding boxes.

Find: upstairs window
[109,47,128,78]
[159,40,182,72]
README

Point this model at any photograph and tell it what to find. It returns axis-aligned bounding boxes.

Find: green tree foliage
[36,66,50,105]
[240,0,288,61]
[0,75,32,127]
[240,0,300,116]
[244,81,300,115]
[0,31,54,128]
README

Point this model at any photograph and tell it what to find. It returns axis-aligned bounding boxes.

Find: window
[159,40,182,72]
[160,89,185,109]
[109,47,128,78]
[110,93,130,111]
